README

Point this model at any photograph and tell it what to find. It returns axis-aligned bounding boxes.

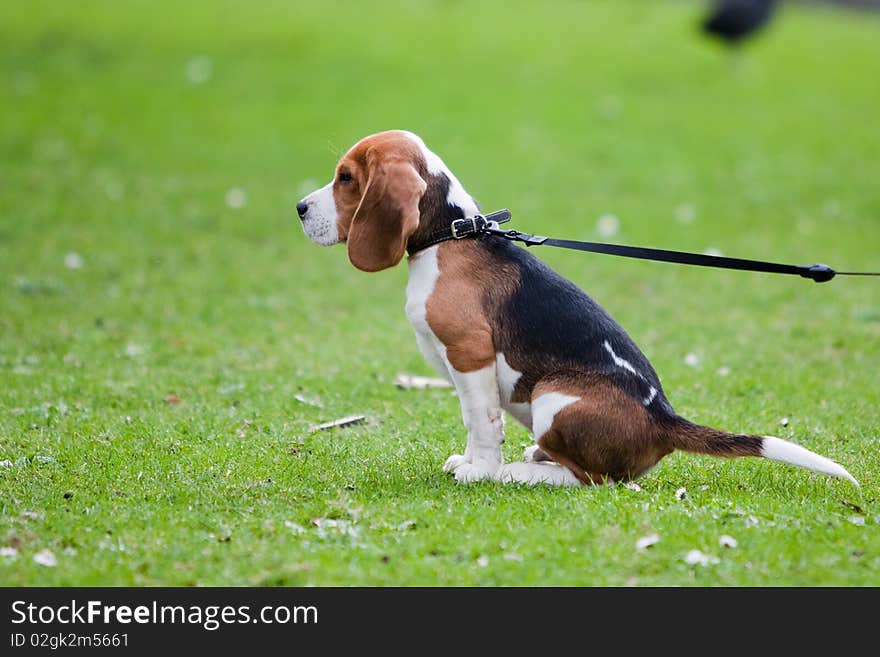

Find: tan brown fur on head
[333,132,427,272]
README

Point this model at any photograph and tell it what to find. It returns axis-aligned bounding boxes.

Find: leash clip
[503,229,547,247]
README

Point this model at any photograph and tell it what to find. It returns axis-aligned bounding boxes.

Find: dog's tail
[664,416,858,485]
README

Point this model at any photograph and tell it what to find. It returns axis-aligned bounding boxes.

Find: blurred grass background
[1,0,878,585]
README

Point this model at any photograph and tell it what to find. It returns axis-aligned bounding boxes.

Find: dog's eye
[338,172,352,183]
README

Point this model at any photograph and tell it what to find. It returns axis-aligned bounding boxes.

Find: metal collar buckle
[450,216,481,239]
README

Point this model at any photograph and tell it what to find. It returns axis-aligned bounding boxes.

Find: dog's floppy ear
[347,155,426,272]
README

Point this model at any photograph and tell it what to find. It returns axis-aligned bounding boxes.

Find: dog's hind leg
[522,444,552,462]
[496,460,582,486]
[496,392,593,487]
[524,371,673,484]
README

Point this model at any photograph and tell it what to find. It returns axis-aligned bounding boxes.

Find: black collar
[406,209,512,256]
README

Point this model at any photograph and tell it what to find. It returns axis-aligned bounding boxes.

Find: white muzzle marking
[298,180,340,246]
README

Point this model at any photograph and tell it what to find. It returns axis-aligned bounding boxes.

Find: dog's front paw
[443,453,468,473]
[451,460,502,483]
[443,453,501,483]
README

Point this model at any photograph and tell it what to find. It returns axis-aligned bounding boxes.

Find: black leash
[410,209,878,284]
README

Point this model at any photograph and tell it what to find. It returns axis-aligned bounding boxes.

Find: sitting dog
[297,130,856,486]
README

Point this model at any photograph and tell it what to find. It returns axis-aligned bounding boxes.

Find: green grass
[1,0,878,586]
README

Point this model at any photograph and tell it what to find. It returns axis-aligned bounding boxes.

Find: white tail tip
[761,436,859,486]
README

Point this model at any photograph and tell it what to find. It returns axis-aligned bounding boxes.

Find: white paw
[443,453,468,473]
[496,461,582,487]
[522,445,542,463]
[451,460,501,483]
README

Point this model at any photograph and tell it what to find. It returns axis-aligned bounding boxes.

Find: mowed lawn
[1,0,878,586]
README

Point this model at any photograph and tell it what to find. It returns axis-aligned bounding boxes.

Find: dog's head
[297,130,477,272]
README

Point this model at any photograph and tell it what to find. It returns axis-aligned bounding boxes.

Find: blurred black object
[702,0,778,45]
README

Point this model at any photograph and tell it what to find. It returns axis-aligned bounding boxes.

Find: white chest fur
[405,246,450,379]
[405,246,439,331]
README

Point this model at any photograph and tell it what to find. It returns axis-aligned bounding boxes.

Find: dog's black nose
[296,201,309,219]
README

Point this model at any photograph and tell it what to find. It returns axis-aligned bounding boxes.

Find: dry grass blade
[394,374,452,389]
[309,415,366,432]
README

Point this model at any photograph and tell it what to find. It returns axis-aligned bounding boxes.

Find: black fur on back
[480,235,676,418]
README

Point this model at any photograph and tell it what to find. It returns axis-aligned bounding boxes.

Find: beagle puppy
[297,130,857,487]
